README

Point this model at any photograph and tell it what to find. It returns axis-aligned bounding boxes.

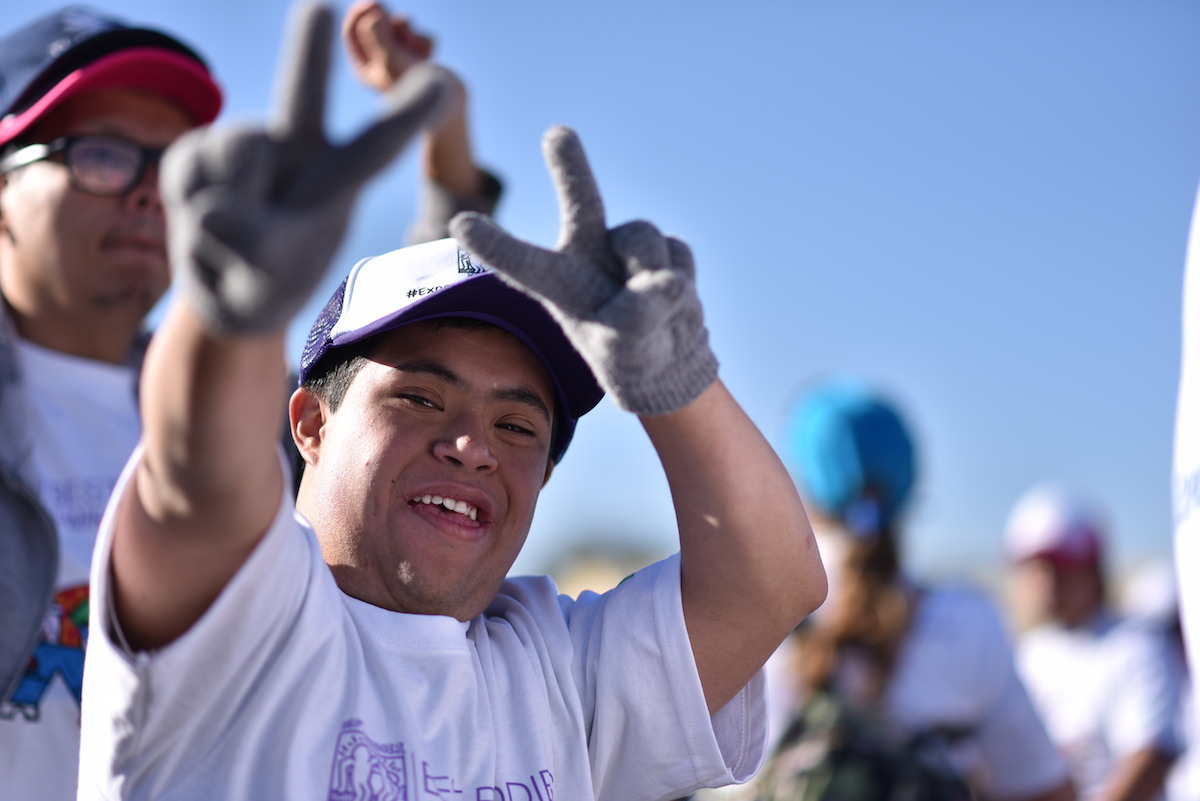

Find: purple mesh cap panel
[299,277,349,383]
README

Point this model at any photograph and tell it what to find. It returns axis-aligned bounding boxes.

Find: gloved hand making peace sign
[450,126,719,417]
[161,1,452,335]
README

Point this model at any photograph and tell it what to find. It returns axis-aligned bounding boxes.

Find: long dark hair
[794,505,913,703]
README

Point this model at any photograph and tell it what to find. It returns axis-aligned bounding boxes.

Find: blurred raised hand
[342,0,436,92]
[162,1,454,335]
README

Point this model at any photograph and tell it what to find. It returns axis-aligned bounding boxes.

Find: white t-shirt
[0,340,139,801]
[880,585,1070,799]
[1016,613,1185,800]
[828,531,1067,800]
[78,448,767,801]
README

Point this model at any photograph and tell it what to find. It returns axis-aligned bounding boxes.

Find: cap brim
[0,47,221,145]
[1024,552,1098,570]
[1010,541,1100,567]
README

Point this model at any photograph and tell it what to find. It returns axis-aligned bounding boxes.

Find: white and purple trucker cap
[299,238,603,463]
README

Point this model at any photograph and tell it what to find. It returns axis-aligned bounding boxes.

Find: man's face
[0,89,192,358]
[297,321,558,621]
[1009,555,1102,630]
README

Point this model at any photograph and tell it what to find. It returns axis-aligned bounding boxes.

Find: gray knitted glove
[162,2,451,335]
[450,126,718,416]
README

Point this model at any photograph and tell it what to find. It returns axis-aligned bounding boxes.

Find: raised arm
[641,383,826,712]
[109,2,450,650]
[342,1,500,242]
[450,127,827,713]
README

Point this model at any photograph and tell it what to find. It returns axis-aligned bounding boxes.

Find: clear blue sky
[20,0,1200,583]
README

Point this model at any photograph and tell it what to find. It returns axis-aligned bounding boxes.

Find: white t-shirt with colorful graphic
[78,448,767,801]
[0,340,139,801]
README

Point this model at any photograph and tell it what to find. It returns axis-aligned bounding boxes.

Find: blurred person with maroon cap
[1005,485,1185,801]
[0,6,222,799]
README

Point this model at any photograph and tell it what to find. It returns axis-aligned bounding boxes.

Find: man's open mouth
[414,495,479,522]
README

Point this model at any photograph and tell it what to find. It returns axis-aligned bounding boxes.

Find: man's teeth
[419,495,478,521]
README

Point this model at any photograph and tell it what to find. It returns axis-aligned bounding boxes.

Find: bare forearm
[108,2,444,651]
[342,0,479,195]
[641,380,826,712]
[422,84,481,197]
[139,302,287,522]
[1096,749,1174,801]
[111,300,289,650]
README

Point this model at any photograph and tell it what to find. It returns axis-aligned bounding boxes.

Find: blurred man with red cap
[1005,485,1185,801]
[0,7,222,799]
[0,5,501,797]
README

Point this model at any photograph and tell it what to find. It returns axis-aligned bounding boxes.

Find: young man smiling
[294,294,577,620]
[76,4,827,799]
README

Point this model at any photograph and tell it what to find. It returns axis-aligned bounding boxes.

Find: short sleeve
[1105,625,1185,759]
[559,555,769,801]
[80,446,320,794]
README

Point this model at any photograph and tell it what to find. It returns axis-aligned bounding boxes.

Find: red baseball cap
[0,7,222,146]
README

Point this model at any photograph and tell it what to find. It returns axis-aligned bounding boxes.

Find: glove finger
[665,236,697,281]
[193,128,280,193]
[542,126,607,254]
[174,190,259,294]
[305,62,449,202]
[608,220,669,276]
[186,191,333,330]
[271,2,333,170]
[450,212,555,284]
[187,188,271,262]
[451,212,610,317]
[160,127,212,201]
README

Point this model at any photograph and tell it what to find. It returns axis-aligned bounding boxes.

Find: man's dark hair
[302,342,374,413]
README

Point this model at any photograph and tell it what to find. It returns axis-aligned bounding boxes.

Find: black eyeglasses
[0,135,167,197]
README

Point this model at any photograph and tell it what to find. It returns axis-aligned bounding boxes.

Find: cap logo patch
[457,248,484,275]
